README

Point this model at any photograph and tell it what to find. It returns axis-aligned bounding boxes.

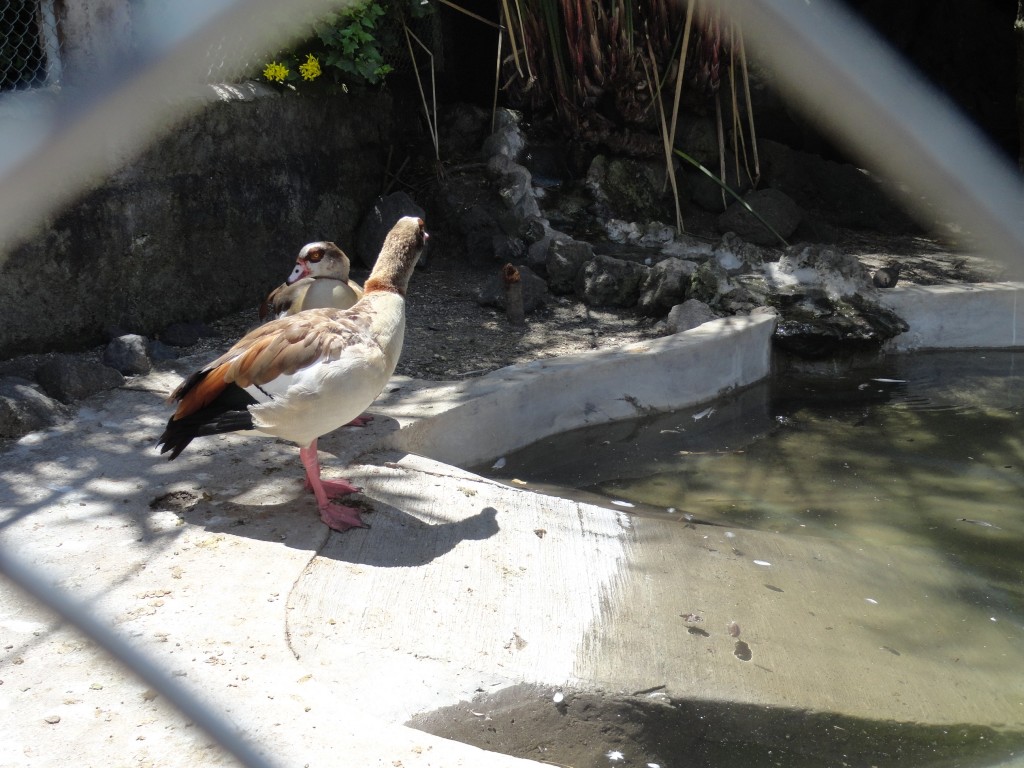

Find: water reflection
[477,350,1024,618]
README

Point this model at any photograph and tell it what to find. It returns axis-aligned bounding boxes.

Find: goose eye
[307,249,324,263]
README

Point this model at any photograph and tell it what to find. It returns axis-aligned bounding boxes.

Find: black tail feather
[157,384,259,460]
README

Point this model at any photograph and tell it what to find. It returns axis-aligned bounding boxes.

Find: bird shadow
[178,492,500,568]
[320,504,500,567]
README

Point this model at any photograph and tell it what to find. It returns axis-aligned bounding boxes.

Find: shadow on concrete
[318,505,500,568]
[409,683,1024,768]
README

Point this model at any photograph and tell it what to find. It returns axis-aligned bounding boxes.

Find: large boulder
[494,162,541,220]
[546,239,594,294]
[717,188,802,246]
[0,377,70,438]
[688,149,754,213]
[758,139,918,233]
[769,290,909,358]
[586,155,672,222]
[481,109,527,162]
[666,299,718,333]
[35,356,124,404]
[637,257,699,316]
[103,334,152,375]
[575,255,649,307]
[689,258,732,306]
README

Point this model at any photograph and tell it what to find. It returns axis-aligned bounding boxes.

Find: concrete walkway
[2,303,1024,767]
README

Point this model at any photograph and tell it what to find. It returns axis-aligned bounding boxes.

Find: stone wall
[0,84,396,358]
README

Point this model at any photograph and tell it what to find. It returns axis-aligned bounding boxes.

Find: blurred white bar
[712,0,1024,272]
[0,0,356,253]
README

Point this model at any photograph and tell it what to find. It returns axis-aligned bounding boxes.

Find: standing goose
[158,217,428,532]
[259,241,363,321]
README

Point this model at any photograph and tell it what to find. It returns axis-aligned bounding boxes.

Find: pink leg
[345,413,374,428]
[298,441,367,532]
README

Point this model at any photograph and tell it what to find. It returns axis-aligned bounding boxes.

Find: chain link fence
[3,1,1024,766]
[0,0,61,90]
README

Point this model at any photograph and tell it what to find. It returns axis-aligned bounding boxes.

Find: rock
[689,149,754,213]
[717,188,802,246]
[586,156,671,222]
[161,321,215,347]
[475,265,550,314]
[713,233,766,275]
[439,102,489,157]
[482,110,526,162]
[35,356,125,404]
[758,139,918,234]
[769,289,909,358]
[638,257,699,316]
[575,255,648,307]
[775,245,872,297]
[604,219,641,244]
[666,299,718,333]
[720,283,769,315]
[673,116,721,167]
[457,204,504,262]
[0,377,69,438]
[486,152,514,179]
[638,221,677,247]
[495,163,541,219]
[492,233,527,264]
[544,189,589,228]
[519,216,550,245]
[661,236,714,261]
[103,334,152,375]
[689,259,732,305]
[546,238,594,294]
[526,235,553,273]
[355,191,427,268]
[872,265,901,288]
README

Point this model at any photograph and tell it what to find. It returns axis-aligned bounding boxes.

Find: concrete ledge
[390,312,778,467]
[880,281,1024,350]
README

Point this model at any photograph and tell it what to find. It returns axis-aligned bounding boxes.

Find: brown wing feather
[170,308,374,420]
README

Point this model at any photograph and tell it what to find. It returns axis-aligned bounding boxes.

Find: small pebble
[44,715,60,724]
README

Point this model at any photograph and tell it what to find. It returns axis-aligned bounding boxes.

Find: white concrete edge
[384,311,778,468]
[879,281,1024,351]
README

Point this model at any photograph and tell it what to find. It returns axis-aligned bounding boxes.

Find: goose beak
[287,262,310,285]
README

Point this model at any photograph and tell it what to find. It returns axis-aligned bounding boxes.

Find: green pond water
[470,349,1024,767]
[478,350,1024,619]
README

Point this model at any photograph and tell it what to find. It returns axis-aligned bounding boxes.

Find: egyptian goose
[157,217,428,532]
[259,241,363,321]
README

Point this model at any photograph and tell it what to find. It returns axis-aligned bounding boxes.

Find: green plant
[261,0,435,90]
[316,1,394,85]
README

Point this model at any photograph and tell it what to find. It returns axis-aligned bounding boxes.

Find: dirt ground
[0,226,1008,392]
[199,227,1007,383]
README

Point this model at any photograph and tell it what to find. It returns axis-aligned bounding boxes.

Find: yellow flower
[262,61,289,83]
[299,54,321,82]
